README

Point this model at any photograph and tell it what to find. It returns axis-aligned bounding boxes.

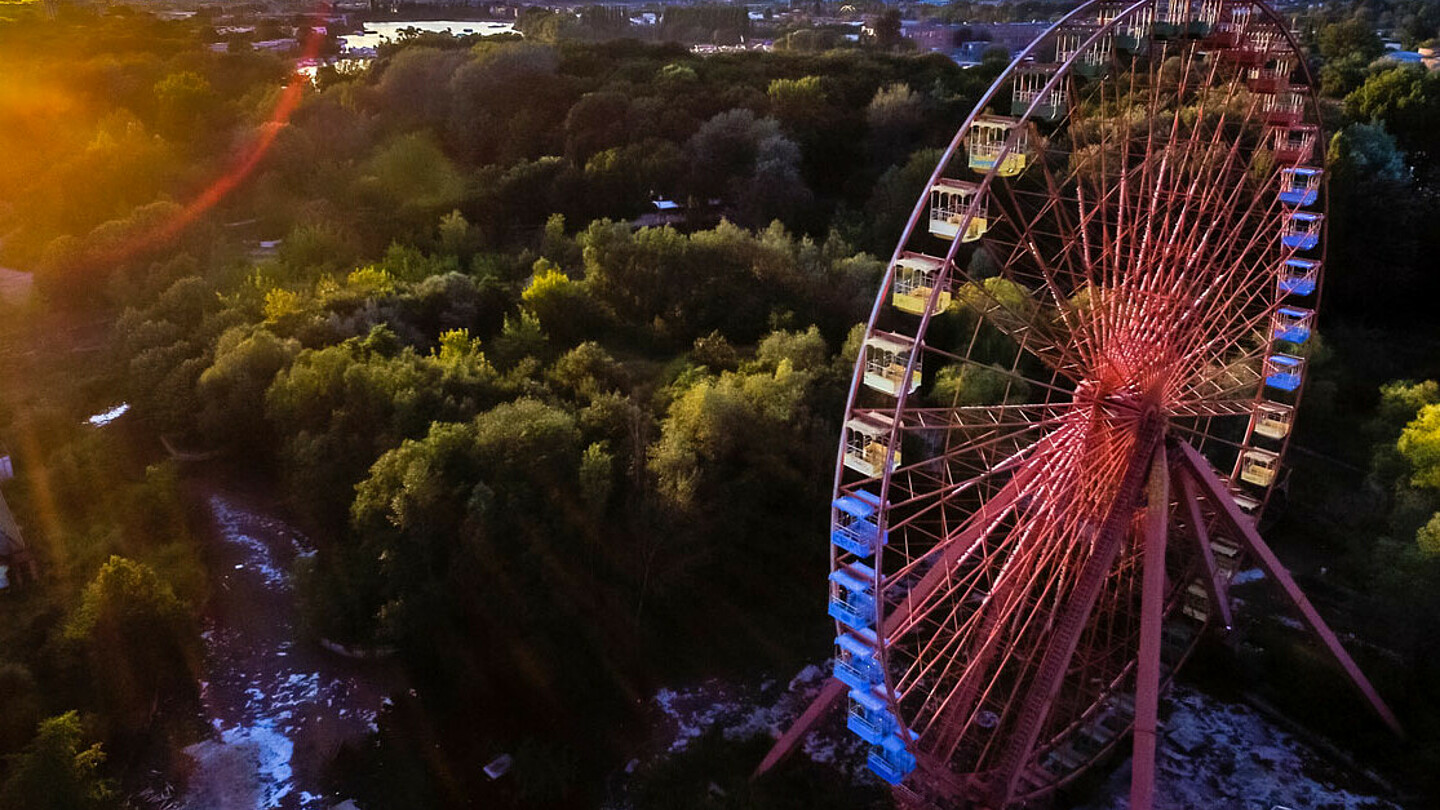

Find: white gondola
[864,332,922,396]
[1251,401,1294,440]
[1240,448,1279,487]
[967,116,1028,177]
[1011,63,1068,120]
[929,179,989,242]
[891,253,951,316]
[845,413,900,477]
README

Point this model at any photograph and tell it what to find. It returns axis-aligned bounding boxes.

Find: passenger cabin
[1115,4,1154,51]
[1094,1,1124,28]
[1263,90,1306,127]
[891,253,951,316]
[835,628,883,690]
[844,413,900,477]
[1152,0,1182,38]
[0,480,35,591]
[1264,353,1304,392]
[847,685,896,744]
[1279,167,1321,207]
[868,729,919,785]
[829,560,877,630]
[1279,257,1319,296]
[832,490,886,558]
[1182,581,1211,622]
[929,179,989,242]
[1205,3,1251,48]
[1232,490,1261,514]
[1230,28,1283,66]
[1056,26,1113,77]
[1252,401,1294,440]
[1012,63,1068,120]
[1282,211,1322,251]
[1190,0,1226,36]
[1094,2,1150,50]
[864,332,922,396]
[1248,57,1293,93]
[1212,537,1243,576]
[968,116,1028,177]
[1271,124,1317,164]
[1272,306,1313,344]
[1240,448,1280,487]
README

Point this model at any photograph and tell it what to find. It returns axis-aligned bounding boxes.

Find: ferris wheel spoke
[1167,398,1263,419]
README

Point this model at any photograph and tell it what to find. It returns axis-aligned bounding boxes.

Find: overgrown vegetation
[1,1,1439,808]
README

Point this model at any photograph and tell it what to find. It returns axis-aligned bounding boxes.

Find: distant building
[0,472,36,591]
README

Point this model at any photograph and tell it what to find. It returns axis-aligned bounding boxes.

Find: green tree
[1346,66,1440,163]
[767,76,826,131]
[0,713,116,810]
[0,663,41,756]
[549,341,627,401]
[153,71,216,139]
[578,441,614,514]
[1318,15,1384,61]
[1399,403,1440,490]
[686,109,811,223]
[63,557,199,730]
[356,133,465,227]
[867,83,926,167]
[196,326,299,446]
[521,259,603,346]
[871,9,904,51]
[564,91,632,162]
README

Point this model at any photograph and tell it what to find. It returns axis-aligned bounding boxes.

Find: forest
[1,1,1439,808]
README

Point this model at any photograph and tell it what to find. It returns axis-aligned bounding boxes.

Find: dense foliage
[0,2,1439,808]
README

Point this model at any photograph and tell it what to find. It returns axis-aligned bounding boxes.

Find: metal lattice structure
[758,2,1402,807]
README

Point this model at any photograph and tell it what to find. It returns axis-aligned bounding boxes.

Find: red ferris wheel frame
[757,2,1400,808]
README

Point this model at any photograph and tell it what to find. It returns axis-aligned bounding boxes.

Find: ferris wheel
[758,2,1402,807]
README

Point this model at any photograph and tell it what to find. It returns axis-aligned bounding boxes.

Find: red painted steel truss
[756,1,1400,807]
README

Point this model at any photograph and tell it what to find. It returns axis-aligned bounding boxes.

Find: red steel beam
[884,461,1041,636]
[1176,468,1234,632]
[754,677,849,777]
[1173,440,1404,737]
[1130,445,1169,810]
[990,410,1165,806]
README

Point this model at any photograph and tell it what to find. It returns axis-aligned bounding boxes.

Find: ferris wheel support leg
[1172,440,1405,738]
[753,676,849,778]
[1130,444,1170,810]
[1176,470,1235,633]
[989,412,1166,806]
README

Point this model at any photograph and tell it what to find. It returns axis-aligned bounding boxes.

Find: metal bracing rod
[753,677,849,778]
[1130,443,1170,810]
[884,462,1041,637]
[989,409,1165,806]
[1172,439,1405,737]
[1176,468,1234,632]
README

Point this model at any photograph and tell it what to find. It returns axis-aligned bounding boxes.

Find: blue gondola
[1273,306,1312,344]
[847,686,896,745]
[832,491,886,558]
[1278,258,1318,296]
[1279,167,1321,207]
[1265,354,1304,391]
[1281,211,1321,250]
[828,562,876,630]
[868,729,920,784]
[835,628,883,690]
